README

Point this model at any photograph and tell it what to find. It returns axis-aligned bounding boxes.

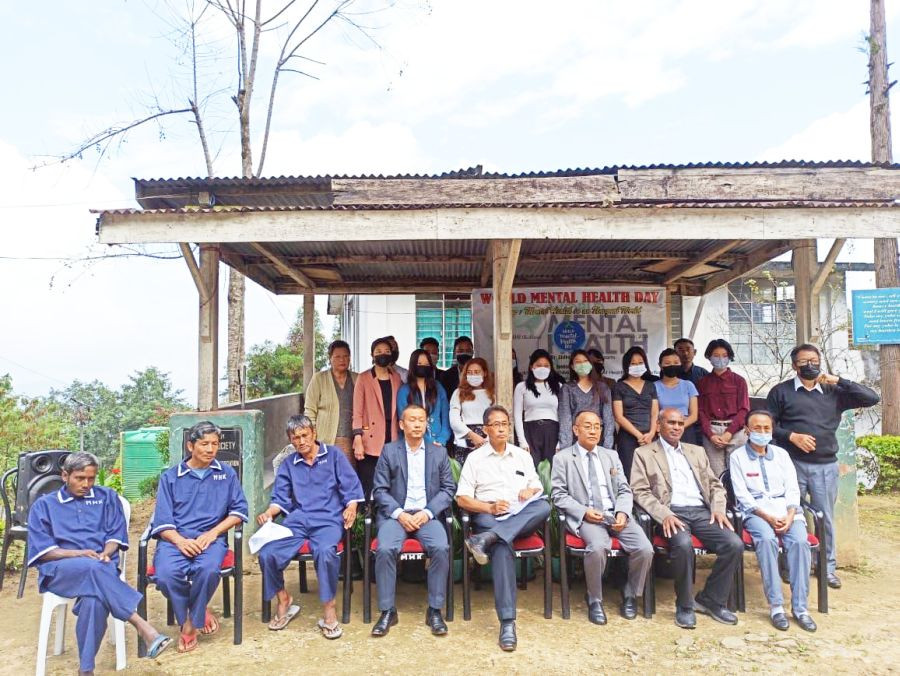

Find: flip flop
[177,632,199,654]
[146,634,172,658]
[317,618,343,640]
[199,609,220,635]
[268,603,301,631]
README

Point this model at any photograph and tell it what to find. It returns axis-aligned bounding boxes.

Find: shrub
[858,435,900,493]
[138,471,162,498]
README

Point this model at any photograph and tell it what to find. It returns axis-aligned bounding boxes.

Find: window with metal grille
[727,279,796,365]
[415,294,473,368]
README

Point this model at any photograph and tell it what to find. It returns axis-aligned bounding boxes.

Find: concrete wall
[345,294,417,372]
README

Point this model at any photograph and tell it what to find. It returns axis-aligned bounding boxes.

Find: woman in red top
[697,338,750,478]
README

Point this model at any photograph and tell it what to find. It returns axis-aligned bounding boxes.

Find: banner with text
[472,286,668,379]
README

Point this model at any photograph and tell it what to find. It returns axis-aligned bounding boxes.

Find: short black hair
[746,409,774,425]
[327,339,350,356]
[658,347,679,365]
[704,338,735,360]
[790,343,821,363]
[482,404,510,425]
[371,336,392,355]
[420,337,439,349]
[188,421,221,444]
[453,335,473,350]
[673,337,695,349]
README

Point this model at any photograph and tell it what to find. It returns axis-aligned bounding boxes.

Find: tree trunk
[870,0,900,434]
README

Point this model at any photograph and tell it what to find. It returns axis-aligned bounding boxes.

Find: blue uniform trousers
[375,517,449,612]
[472,499,551,621]
[258,522,343,603]
[743,514,811,613]
[153,539,227,629]
[38,558,141,672]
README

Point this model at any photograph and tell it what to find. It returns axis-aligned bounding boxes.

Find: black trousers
[523,419,560,466]
[357,454,379,501]
[667,505,743,610]
[615,428,648,480]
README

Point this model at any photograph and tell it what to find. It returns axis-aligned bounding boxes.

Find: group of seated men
[28,379,845,671]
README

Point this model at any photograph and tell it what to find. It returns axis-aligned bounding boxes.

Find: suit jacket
[551,443,633,534]
[372,439,457,528]
[630,439,727,524]
[352,368,403,457]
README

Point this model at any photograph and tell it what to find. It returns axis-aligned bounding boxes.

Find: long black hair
[525,349,564,397]
[406,348,438,411]
[620,345,657,381]
[567,348,608,405]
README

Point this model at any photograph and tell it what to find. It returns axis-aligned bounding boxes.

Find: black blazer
[372,439,457,528]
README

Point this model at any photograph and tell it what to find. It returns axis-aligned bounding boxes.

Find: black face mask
[798,363,821,380]
[456,353,473,367]
[374,354,392,368]
[661,365,681,378]
[413,364,433,379]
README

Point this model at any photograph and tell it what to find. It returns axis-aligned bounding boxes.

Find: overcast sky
[1,0,897,404]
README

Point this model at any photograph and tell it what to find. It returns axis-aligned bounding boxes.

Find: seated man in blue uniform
[256,414,364,639]
[151,421,249,653]
[371,404,457,637]
[456,405,551,652]
[27,452,171,674]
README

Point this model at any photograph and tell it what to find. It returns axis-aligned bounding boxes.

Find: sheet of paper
[495,490,545,521]
[249,520,294,554]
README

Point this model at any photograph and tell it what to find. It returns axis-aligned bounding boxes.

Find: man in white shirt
[456,405,550,652]
[730,409,816,632]
[631,408,743,629]
[371,405,456,637]
[551,410,652,624]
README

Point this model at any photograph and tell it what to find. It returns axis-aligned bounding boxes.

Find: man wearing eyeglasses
[456,405,550,652]
[766,344,879,590]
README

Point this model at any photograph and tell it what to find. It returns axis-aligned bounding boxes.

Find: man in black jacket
[766,344,879,589]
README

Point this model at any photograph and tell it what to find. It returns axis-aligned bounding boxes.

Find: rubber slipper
[199,609,220,635]
[317,618,343,640]
[268,603,301,631]
[177,632,199,653]
[146,634,173,658]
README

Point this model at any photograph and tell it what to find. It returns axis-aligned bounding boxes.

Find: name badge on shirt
[515,470,525,476]
[746,472,760,477]
[214,473,227,481]
[609,467,618,477]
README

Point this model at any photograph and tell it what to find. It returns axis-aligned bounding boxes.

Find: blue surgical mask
[710,356,730,370]
[748,431,772,447]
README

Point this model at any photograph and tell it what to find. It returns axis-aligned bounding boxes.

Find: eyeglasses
[795,359,820,367]
[484,422,510,429]
[577,424,603,432]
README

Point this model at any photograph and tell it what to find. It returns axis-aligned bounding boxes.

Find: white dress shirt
[576,443,613,511]
[659,437,704,507]
[391,440,431,519]
[456,441,541,503]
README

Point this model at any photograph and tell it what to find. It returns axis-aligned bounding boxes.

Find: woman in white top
[449,357,495,464]
[513,348,564,465]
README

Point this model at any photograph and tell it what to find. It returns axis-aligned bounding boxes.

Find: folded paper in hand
[249,520,294,554]
[495,490,545,521]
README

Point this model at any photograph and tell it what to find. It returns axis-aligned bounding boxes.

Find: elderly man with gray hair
[27,452,172,673]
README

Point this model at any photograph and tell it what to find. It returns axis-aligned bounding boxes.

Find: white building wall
[345,294,417,372]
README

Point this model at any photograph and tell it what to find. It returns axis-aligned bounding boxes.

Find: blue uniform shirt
[270,442,364,529]
[151,458,248,539]
[27,485,128,567]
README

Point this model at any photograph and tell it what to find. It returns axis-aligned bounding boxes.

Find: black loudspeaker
[14,450,70,526]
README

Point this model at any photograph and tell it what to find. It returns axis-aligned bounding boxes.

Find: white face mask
[466,374,484,387]
[628,364,647,378]
[532,366,551,381]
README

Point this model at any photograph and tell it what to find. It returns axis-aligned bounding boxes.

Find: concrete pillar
[198,245,220,411]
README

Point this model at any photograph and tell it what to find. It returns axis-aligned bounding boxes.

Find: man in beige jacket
[631,408,743,629]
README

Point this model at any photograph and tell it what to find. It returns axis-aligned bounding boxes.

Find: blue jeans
[743,514,810,613]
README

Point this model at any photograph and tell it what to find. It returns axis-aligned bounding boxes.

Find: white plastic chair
[35,495,130,675]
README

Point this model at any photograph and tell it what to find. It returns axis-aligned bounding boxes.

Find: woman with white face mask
[448,357,495,464]
[557,349,615,452]
[513,349,564,465]
[612,346,659,479]
[697,338,750,477]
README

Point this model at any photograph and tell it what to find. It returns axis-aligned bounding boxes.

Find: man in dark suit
[631,408,743,629]
[371,404,457,636]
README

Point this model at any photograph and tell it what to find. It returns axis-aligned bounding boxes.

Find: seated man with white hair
[28,451,172,674]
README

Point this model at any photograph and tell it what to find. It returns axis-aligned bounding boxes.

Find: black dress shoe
[694,597,738,625]
[371,609,398,637]
[586,597,607,625]
[425,607,448,636]
[674,606,696,629]
[498,620,517,651]
[771,612,790,631]
[466,532,498,566]
[792,612,817,632]
[620,596,638,620]
[827,573,842,589]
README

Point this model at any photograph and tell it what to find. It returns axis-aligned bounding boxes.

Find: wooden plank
[179,243,210,305]
[302,294,315,394]
[701,240,793,294]
[98,206,900,244]
[249,242,316,289]
[661,240,744,284]
[811,238,846,297]
[618,167,900,202]
[220,251,279,294]
[332,175,620,206]
[492,239,520,413]
[793,239,816,344]
[198,245,219,411]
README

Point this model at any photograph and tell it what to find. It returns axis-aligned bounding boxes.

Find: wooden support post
[811,238,846,343]
[198,244,220,411]
[792,240,816,345]
[303,293,315,395]
[491,239,521,413]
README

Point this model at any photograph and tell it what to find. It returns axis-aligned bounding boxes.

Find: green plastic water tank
[121,427,167,501]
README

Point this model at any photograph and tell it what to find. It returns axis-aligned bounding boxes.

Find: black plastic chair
[137,523,243,656]
[557,510,654,619]
[362,504,454,623]
[0,467,29,597]
[460,508,552,621]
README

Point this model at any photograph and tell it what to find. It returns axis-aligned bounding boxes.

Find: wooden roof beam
[661,240,745,284]
[248,242,316,289]
[701,240,792,294]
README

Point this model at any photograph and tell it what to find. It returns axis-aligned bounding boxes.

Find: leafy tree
[245,307,327,398]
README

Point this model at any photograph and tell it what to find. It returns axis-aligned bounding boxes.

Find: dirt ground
[1,495,898,675]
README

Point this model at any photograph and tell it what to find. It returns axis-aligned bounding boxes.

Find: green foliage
[858,435,900,493]
[536,459,560,557]
[155,428,171,466]
[138,471,162,498]
[97,465,123,493]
